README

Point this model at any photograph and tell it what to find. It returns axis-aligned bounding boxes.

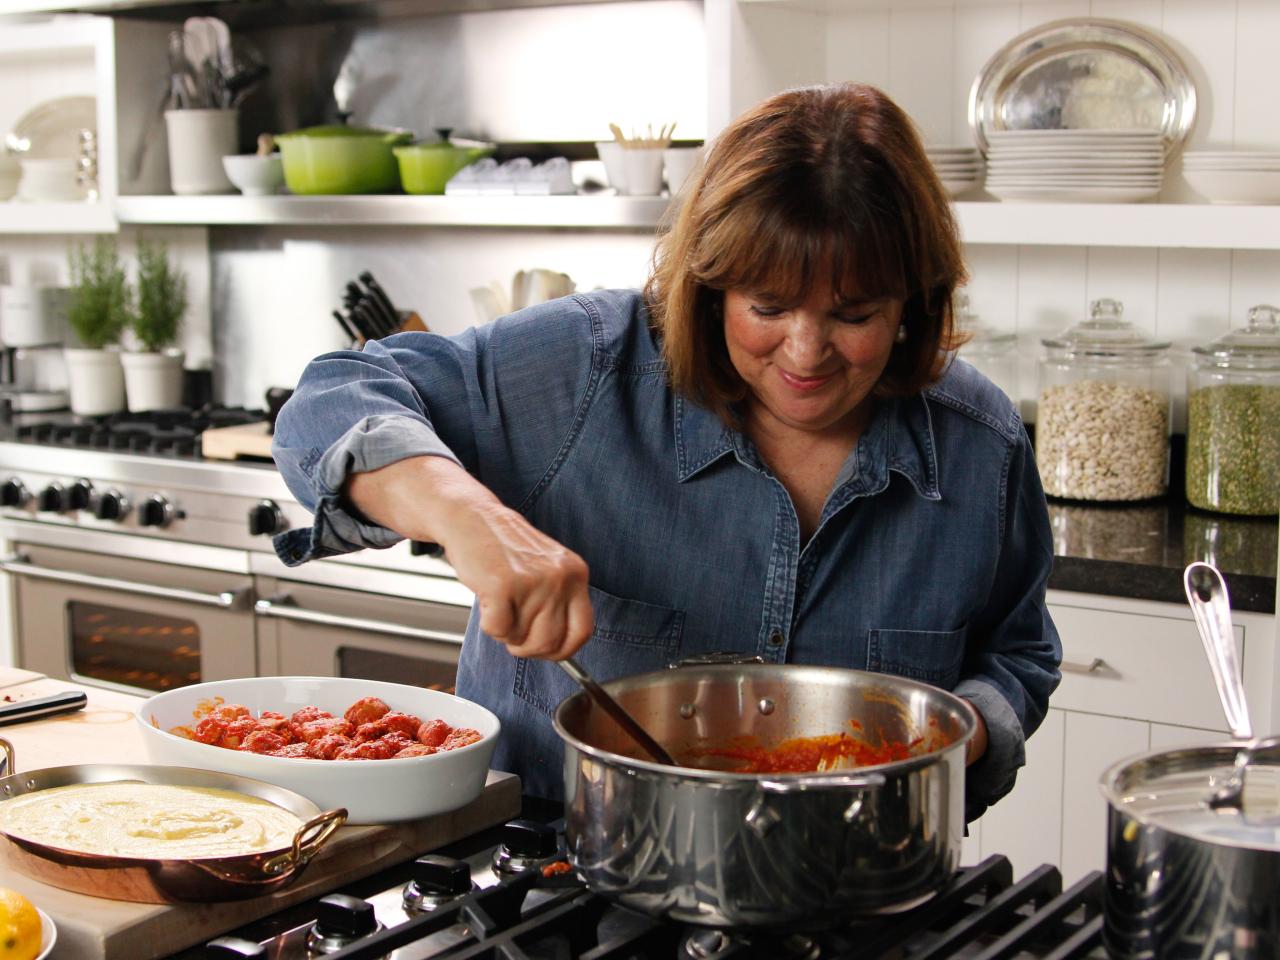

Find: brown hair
[645,83,967,426]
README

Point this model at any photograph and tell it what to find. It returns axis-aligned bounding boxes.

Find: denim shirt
[273,289,1061,820]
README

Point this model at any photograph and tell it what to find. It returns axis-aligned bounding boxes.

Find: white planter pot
[122,349,185,412]
[64,347,125,416]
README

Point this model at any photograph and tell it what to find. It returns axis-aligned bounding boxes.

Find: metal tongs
[1183,562,1280,812]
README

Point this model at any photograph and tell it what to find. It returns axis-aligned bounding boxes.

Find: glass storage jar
[1036,298,1172,501]
[955,294,1019,403]
[1185,304,1280,516]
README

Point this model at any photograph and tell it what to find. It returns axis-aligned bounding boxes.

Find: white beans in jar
[1036,380,1168,501]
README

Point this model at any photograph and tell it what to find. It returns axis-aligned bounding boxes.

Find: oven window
[69,602,201,691]
[337,648,457,694]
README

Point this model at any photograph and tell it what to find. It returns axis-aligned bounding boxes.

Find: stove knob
[37,483,66,514]
[403,855,473,912]
[94,490,128,522]
[247,500,283,537]
[0,478,29,508]
[492,819,559,875]
[306,894,381,954]
[204,937,267,959]
[139,495,174,528]
[68,479,94,511]
[409,540,445,558]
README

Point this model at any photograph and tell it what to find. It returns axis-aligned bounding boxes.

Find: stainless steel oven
[253,548,472,692]
[0,439,476,696]
[1,520,257,692]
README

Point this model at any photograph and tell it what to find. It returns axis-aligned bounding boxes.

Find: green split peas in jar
[1186,305,1280,516]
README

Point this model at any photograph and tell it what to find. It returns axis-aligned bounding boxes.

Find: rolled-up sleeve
[961,423,1061,821]
[271,296,599,566]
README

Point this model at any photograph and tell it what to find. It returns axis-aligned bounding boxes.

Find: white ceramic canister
[0,286,69,346]
[63,347,126,416]
[165,109,238,195]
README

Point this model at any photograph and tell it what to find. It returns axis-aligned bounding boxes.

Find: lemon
[0,888,42,960]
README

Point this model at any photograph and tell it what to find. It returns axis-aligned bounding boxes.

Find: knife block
[356,311,429,346]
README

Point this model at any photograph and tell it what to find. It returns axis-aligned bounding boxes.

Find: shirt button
[767,629,785,647]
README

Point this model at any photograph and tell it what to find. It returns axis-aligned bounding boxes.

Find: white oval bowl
[1183,168,1280,204]
[136,677,500,824]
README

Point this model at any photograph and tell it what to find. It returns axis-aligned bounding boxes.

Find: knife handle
[0,691,88,726]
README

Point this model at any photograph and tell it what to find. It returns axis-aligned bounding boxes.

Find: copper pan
[0,737,347,903]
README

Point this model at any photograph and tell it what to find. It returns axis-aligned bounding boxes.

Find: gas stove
[9,405,266,458]
[173,812,1105,960]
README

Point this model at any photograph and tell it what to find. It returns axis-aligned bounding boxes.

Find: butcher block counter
[0,668,521,960]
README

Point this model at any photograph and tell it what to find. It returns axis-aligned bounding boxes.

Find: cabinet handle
[0,554,249,609]
[254,596,465,645]
[1061,657,1110,676]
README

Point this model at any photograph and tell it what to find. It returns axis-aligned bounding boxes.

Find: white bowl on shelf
[136,676,501,823]
[1183,168,1280,204]
[222,153,285,196]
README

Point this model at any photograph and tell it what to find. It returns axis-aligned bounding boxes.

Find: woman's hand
[345,456,594,660]
[965,704,989,767]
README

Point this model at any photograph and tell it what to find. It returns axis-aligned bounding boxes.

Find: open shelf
[109,194,1280,249]
[113,193,674,230]
[0,200,116,233]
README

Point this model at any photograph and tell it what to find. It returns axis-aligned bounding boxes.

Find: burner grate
[309,856,1104,960]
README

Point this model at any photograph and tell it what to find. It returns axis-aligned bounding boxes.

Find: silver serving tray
[968,18,1196,155]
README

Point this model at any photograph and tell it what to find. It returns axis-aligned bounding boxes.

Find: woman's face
[723,281,904,438]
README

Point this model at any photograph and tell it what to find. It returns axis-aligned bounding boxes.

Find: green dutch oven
[393,142,495,195]
[275,126,414,195]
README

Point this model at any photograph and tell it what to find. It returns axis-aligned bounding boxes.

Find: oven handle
[254,596,466,645]
[0,555,250,609]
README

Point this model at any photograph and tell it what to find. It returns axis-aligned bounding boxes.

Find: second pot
[553,663,974,928]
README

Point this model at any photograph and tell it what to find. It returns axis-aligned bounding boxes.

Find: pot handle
[0,737,14,776]
[758,773,887,793]
[668,652,765,668]
[745,773,888,837]
[1209,735,1280,811]
[263,807,349,876]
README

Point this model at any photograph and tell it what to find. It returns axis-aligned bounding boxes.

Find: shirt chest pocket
[866,625,967,689]
[513,585,685,717]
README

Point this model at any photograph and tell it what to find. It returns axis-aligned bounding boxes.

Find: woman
[273,83,1060,820]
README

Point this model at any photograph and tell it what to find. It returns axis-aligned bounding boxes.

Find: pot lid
[276,126,413,144]
[1041,298,1171,354]
[1101,741,1280,851]
[1191,304,1280,368]
[956,293,1016,354]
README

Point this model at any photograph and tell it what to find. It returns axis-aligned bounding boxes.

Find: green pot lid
[1192,304,1280,368]
[1041,298,1171,354]
[277,126,413,143]
[955,293,1016,354]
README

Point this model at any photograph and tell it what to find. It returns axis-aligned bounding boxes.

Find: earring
[895,325,908,343]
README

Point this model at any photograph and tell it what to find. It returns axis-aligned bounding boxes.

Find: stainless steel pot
[1101,738,1280,959]
[552,663,975,928]
[0,738,347,903]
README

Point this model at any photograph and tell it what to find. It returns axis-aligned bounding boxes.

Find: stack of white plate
[927,146,983,197]
[984,129,1164,203]
[1182,151,1280,204]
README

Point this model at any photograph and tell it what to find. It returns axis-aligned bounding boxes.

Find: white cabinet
[968,590,1277,879]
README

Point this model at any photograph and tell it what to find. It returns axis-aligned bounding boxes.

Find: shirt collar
[673,391,941,501]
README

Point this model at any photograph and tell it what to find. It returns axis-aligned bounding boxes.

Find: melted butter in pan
[0,782,303,858]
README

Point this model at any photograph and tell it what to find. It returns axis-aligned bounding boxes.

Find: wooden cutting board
[0,672,522,960]
[200,421,274,461]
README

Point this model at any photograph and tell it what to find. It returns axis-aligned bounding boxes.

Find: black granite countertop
[1045,437,1277,614]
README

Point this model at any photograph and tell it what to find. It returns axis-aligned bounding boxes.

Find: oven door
[2,536,256,693]
[254,575,469,692]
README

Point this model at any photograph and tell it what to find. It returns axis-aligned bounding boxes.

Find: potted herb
[122,239,188,411]
[64,237,130,416]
